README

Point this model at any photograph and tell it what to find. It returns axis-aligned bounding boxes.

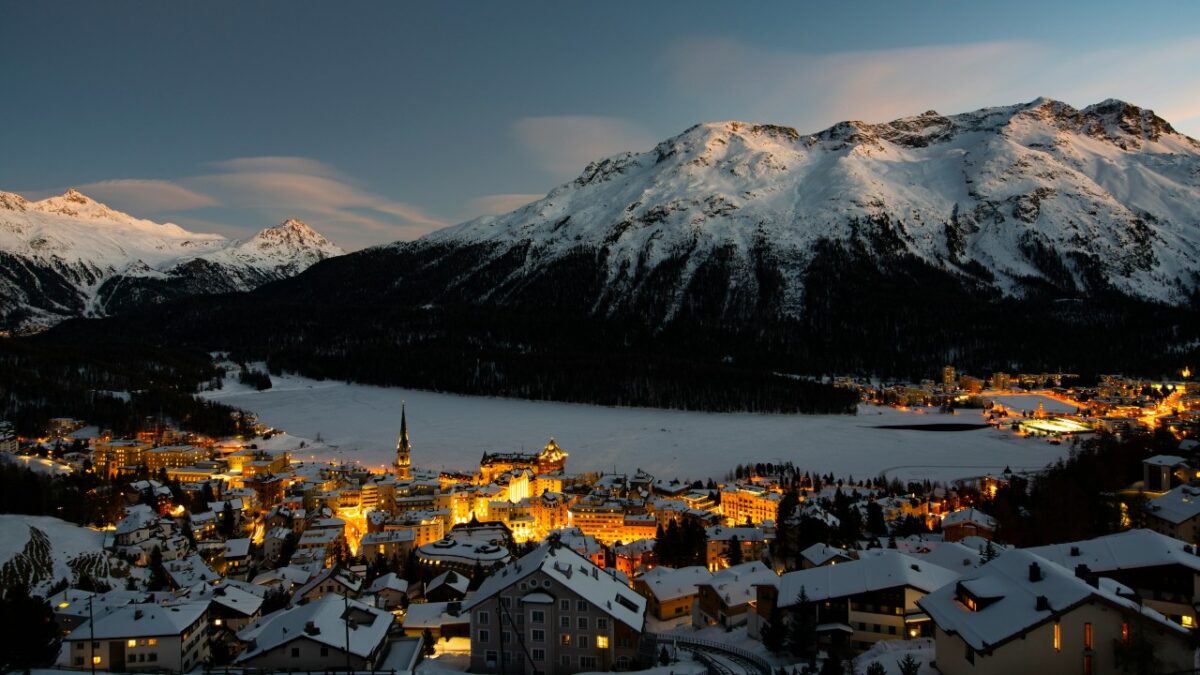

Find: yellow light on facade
[127,639,136,648]
[596,636,609,649]
[1183,615,1195,628]
[58,601,70,608]
[93,656,102,665]
[1053,622,1061,651]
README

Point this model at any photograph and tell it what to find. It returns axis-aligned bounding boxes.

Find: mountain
[0,189,343,331]
[0,515,139,595]
[33,98,1200,411]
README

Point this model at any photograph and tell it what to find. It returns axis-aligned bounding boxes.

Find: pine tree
[0,584,62,672]
[726,535,744,566]
[896,654,921,675]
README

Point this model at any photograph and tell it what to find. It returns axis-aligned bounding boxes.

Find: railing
[643,633,772,675]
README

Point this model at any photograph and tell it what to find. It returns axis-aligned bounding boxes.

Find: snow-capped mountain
[406,97,1200,321]
[0,189,343,331]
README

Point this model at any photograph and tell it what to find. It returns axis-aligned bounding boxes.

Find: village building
[235,595,394,670]
[633,566,710,620]
[59,601,210,673]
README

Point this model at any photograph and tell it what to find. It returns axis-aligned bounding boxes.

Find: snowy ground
[203,373,1071,483]
[987,393,1079,415]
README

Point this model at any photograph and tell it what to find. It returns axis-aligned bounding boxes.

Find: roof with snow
[115,504,159,535]
[366,573,409,595]
[800,543,856,566]
[636,565,710,602]
[777,551,958,607]
[401,601,466,629]
[918,549,1187,652]
[706,526,766,542]
[1145,484,1200,524]
[236,595,392,663]
[427,570,469,597]
[463,542,646,631]
[1027,528,1200,575]
[941,508,997,529]
[1145,454,1188,467]
[224,538,252,559]
[698,561,778,608]
[67,601,208,640]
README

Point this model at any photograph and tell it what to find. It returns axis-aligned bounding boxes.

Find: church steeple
[395,401,412,479]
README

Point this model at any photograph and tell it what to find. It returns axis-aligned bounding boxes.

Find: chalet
[1144,455,1190,493]
[401,601,469,639]
[799,543,856,569]
[1144,484,1200,544]
[695,560,777,629]
[58,601,210,673]
[425,569,470,602]
[365,573,410,611]
[463,541,647,674]
[633,566,709,620]
[920,549,1193,675]
[235,595,393,670]
[705,526,768,570]
[941,508,997,542]
[293,565,363,603]
[753,551,958,652]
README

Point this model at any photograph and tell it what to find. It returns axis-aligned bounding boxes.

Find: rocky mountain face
[404,97,1200,324]
[0,190,343,331]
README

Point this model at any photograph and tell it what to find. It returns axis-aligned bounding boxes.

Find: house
[753,551,959,652]
[705,526,767,570]
[1144,455,1189,493]
[365,573,410,611]
[1144,484,1200,543]
[463,541,647,674]
[633,566,709,620]
[694,560,777,629]
[293,565,363,603]
[1028,528,1200,629]
[941,508,997,542]
[361,529,416,564]
[919,549,1193,675]
[799,543,856,569]
[58,601,210,673]
[205,584,265,633]
[222,538,252,577]
[425,569,470,603]
[401,601,469,639]
[235,595,394,670]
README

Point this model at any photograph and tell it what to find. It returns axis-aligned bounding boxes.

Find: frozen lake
[204,374,1070,483]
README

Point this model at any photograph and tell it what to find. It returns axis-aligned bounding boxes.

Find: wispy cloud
[461,193,543,221]
[513,115,659,178]
[70,179,218,213]
[658,37,1200,137]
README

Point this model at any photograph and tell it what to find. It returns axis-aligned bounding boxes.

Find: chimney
[1028,562,1043,582]
[304,621,320,635]
[134,609,144,620]
[1069,546,1080,557]
[1035,595,1051,611]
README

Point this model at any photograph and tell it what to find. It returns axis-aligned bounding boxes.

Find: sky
[2,1,1199,250]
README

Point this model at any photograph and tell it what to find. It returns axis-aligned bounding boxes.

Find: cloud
[206,156,341,178]
[71,179,218,213]
[512,116,659,177]
[658,37,1200,137]
[461,193,543,220]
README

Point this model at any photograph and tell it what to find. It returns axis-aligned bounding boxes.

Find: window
[887,626,896,635]
[92,656,101,666]
[485,650,497,664]
[578,636,590,649]
[1121,622,1131,645]
[1083,655,1093,675]
[560,599,571,611]
[1084,622,1093,650]
[577,600,588,611]
[560,655,571,667]
[502,631,511,644]
[517,614,525,625]
[560,616,571,628]
[596,636,609,649]
[532,649,545,661]
[597,618,608,630]
[127,639,137,648]
[580,656,598,668]
[543,579,551,588]
[1053,622,1061,652]
[148,654,157,663]
[291,647,300,658]
[148,639,156,647]
[320,647,329,657]
[532,610,545,623]
[501,597,511,607]
[561,634,571,646]
[578,617,589,629]
[532,630,545,642]
[75,643,83,651]
[479,611,490,625]
[479,630,491,643]
[74,657,83,666]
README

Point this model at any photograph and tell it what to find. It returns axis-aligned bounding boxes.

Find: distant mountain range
[29,97,1200,410]
[0,189,342,331]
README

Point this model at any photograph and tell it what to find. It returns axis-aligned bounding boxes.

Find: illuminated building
[395,402,412,480]
[415,536,511,573]
[93,439,153,478]
[144,445,208,473]
[705,526,768,570]
[479,438,568,483]
[360,529,416,563]
[720,484,782,525]
[569,497,657,546]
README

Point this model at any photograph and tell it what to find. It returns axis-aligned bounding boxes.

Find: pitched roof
[698,561,778,608]
[918,549,1187,652]
[67,601,208,640]
[636,566,710,602]
[463,542,646,631]
[800,543,855,566]
[1145,484,1200,524]
[941,508,997,529]
[1026,528,1200,575]
[366,573,410,595]
[236,595,392,662]
[777,551,958,607]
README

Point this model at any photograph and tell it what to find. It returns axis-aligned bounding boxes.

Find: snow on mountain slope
[420,97,1200,318]
[0,190,343,331]
[0,514,136,595]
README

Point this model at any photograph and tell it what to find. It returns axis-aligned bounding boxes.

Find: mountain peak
[241,219,343,257]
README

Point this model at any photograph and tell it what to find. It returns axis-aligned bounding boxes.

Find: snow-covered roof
[800,543,855,566]
[166,554,220,587]
[941,508,997,529]
[919,549,1187,652]
[706,526,766,542]
[636,566,710,602]
[224,537,252,559]
[463,543,646,631]
[235,595,392,662]
[698,561,777,608]
[366,573,409,595]
[1145,484,1200,524]
[1144,454,1188,467]
[115,504,159,535]
[1027,528,1200,575]
[427,570,469,596]
[67,601,208,640]
[401,601,466,629]
[777,551,958,607]
[294,566,363,599]
[207,584,265,617]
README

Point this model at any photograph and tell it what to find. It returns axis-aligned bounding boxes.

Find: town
[3,366,1200,675]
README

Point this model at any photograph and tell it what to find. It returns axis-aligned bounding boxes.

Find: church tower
[395,402,412,479]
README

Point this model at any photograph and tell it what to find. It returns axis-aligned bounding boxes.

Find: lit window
[127,640,137,648]
[92,657,102,665]
[1183,615,1195,628]
[1053,622,1061,652]
[596,636,609,649]
[1084,622,1093,649]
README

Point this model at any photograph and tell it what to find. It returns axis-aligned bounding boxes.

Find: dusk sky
[3,1,1199,249]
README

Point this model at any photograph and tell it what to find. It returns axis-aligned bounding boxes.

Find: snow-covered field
[987,394,1079,415]
[204,374,1071,483]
